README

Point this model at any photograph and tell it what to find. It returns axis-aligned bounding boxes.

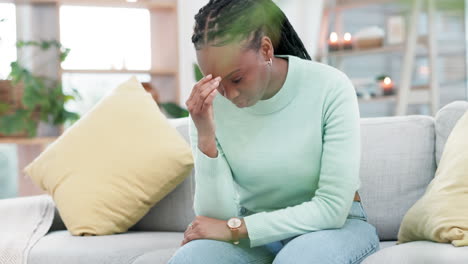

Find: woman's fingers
[201,88,218,112]
[186,74,212,106]
[181,231,193,246]
[186,74,220,114]
[193,76,221,113]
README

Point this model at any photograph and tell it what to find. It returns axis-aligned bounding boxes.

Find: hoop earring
[267,58,272,67]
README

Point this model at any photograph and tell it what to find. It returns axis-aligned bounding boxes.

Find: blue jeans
[168,201,380,264]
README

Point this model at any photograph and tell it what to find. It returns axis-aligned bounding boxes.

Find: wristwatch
[227,217,242,244]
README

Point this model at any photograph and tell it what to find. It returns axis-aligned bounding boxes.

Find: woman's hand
[185,74,222,138]
[185,74,222,158]
[180,215,231,246]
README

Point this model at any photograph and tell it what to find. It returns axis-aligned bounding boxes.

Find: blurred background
[0,0,466,199]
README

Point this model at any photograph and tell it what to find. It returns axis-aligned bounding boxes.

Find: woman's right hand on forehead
[185,74,222,139]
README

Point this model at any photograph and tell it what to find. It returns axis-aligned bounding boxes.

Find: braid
[192,0,311,60]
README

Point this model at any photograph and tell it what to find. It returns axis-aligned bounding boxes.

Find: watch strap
[231,228,240,244]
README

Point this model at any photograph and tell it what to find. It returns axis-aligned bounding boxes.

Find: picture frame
[386,15,406,45]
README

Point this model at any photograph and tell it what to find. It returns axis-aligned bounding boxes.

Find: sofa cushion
[379,241,397,250]
[398,109,468,246]
[29,230,183,264]
[24,76,194,236]
[131,249,181,264]
[358,115,436,241]
[435,101,468,166]
[48,118,197,234]
[130,118,196,232]
[361,241,468,264]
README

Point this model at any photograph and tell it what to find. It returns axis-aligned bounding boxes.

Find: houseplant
[0,40,80,137]
[158,63,203,118]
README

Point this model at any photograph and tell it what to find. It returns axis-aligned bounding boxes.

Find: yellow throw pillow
[24,76,194,236]
[397,110,468,247]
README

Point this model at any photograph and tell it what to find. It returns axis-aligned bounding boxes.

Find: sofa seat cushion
[29,230,183,264]
[362,241,468,264]
[379,241,397,250]
[359,115,436,240]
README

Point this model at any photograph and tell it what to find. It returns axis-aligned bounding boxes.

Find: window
[0,3,17,79]
[59,5,152,124]
[60,5,151,70]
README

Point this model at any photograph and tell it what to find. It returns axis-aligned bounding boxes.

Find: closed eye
[232,78,242,84]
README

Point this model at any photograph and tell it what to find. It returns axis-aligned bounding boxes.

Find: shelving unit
[59,69,177,76]
[318,0,440,116]
[0,137,57,145]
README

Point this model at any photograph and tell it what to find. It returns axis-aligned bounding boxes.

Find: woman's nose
[223,84,239,101]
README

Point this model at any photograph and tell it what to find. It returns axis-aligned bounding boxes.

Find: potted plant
[0,40,81,137]
[158,63,203,118]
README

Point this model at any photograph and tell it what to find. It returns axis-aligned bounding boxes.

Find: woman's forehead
[197,44,256,77]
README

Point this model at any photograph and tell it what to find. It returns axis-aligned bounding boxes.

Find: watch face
[228,217,242,228]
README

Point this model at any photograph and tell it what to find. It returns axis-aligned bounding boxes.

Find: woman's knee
[168,239,225,264]
[167,239,248,264]
[272,220,380,264]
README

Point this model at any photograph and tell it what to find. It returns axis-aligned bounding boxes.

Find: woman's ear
[260,36,274,60]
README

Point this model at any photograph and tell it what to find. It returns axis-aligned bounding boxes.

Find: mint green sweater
[188,54,361,248]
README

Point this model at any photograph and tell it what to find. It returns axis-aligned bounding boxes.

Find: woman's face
[196,39,272,108]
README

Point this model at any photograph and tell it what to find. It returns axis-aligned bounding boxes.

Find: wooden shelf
[150,70,178,76]
[15,0,177,10]
[61,69,177,76]
[317,36,431,59]
[358,96,397,104]
[328,0,396,10]
[0,137,58,145]
[318,43,464,60]
[319,44,406,59]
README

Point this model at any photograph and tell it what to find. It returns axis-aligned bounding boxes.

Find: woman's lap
[168,202,380,264]
[273,218,380,264]
[167,238,275,264]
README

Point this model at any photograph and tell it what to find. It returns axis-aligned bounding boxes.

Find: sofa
[9,100,468,263]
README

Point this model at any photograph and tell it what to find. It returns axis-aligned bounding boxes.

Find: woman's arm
[242,73,361,248]
[188,115,240,221]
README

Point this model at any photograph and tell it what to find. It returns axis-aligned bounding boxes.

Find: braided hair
[191,0,311,60]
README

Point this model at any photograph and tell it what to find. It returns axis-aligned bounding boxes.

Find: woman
[168,0,380,263]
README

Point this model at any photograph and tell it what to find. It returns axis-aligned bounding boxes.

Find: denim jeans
[168,201,380,264]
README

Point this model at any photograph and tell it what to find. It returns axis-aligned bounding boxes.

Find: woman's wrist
[224,218,249,242]
[198,135,218,158]
[239,218,249,239]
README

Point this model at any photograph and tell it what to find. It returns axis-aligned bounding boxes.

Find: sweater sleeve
[243,73,361,248]
[188,115,240,220]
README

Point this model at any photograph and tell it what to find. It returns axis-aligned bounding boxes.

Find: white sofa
[8,101,468,263]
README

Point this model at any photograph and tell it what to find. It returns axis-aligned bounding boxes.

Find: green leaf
[159,102,189,118]
[40,41,51,50]
[0,109,37,136]
[0,103,11,114]
[60,48,71,62]
[63,95,76,103]
[376,74,388,81]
